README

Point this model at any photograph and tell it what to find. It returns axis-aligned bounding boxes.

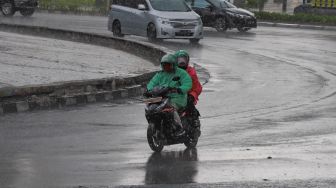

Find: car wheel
[112,20,124,37]
[147,23,158,42]
[1,1,15,17]
[189,38,200,44]
[214,17,227,32]
[19,8,35,17]
[237,27,251,32]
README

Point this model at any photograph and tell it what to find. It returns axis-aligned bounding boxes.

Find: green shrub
[39,0,109,14]
[246,0,267,10]
[255,11,336,25]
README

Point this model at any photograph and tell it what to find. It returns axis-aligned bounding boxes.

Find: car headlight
[227,12,238,17]
[197,18,202,25]
[158,18,171,25]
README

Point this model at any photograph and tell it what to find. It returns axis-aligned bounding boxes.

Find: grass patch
[255,11,336,26]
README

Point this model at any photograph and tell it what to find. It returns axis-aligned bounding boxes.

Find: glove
[169,87,183,94]
[143,91,152,98]
[176,88,183,94]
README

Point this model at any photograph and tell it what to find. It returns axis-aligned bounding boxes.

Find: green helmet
[175,50,190,70]
[160,54,177,65]
[160,54,177,72]
[175,50,190,62]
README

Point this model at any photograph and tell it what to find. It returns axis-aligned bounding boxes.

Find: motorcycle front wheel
[147,125,164,152]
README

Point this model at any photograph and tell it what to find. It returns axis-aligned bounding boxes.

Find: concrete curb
[258,22,336,31]
[0,72,156,98]
[0,85,145,114]
[36,9,107,17]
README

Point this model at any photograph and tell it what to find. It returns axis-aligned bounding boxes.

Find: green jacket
[147,68,192,109]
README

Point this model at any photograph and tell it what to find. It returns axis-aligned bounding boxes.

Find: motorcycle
[143,79,201,152]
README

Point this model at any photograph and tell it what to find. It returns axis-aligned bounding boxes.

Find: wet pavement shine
[0,13,336,187]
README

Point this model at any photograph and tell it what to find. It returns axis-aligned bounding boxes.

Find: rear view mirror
[207,5,214,11]
[138,4,146,10]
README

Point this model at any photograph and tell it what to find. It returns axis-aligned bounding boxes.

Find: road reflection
[145,148,198,184]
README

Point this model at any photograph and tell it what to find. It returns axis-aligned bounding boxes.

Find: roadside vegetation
[245,0,268,11]
[255,11,336,26]
[38,0,109,14]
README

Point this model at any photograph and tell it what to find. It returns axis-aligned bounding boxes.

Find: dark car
[185,0,257,32]
[0,0,38,17]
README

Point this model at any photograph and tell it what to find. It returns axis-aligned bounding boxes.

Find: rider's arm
[178,71,192,94]
[147,73,161,91]
[189,67,203,98]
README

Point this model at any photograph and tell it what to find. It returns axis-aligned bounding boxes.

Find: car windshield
[209,0,236,8]
[220,0,236,8]
[149,0,191,12]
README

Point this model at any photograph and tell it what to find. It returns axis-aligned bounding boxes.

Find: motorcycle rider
[146,54,192,136]
[175,50,202,118]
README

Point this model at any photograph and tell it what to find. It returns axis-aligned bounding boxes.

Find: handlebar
[144,87,181,98]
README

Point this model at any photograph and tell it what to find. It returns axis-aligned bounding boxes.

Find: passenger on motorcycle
[146,54,192,136]
[175,50,203,116]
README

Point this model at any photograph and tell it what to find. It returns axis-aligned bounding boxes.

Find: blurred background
[37,0,305,15]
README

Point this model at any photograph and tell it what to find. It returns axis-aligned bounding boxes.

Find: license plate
[180,30,191,35]
[176,30,193,36]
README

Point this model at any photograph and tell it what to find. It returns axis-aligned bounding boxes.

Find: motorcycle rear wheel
[147,126,164,152]
[184,137,198,148]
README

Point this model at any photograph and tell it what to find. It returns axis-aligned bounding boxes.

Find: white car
[108,0,204,44]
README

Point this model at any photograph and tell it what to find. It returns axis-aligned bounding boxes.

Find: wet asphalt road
[1,14,336,187]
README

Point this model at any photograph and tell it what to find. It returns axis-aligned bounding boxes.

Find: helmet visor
[177,57,188,69]
[162,63,174,72]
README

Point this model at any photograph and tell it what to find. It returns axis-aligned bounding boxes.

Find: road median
[0,23,166,115]
[0,23,210,115]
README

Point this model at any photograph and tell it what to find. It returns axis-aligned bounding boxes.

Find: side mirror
[207,5,214,12]
[172,76,180,82]
[138,4,146,10]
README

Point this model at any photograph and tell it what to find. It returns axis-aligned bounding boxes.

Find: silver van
[108,0,203,44]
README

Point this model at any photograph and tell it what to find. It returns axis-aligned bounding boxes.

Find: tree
[282,0,287,13]
[246,0,268,11]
